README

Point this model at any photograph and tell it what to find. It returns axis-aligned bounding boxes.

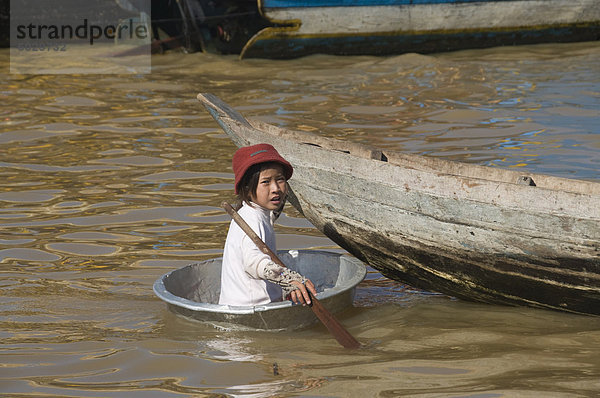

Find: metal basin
[153,249,367,330]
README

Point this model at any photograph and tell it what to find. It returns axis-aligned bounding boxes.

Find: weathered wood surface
[198,93,600,316]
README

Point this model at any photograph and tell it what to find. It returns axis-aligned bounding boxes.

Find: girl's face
[251,164,288,210]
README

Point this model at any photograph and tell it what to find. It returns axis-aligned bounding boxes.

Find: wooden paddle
[222,201,361,349]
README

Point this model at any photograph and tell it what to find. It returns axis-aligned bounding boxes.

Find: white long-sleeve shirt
[218,202,284,306]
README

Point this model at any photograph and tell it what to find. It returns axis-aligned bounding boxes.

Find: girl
[219,143,317,307]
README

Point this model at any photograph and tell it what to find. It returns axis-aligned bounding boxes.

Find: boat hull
[241,0,600,58]
[198,93,600,316]
[153,250,366,330]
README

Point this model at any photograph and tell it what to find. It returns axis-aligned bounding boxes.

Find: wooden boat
[153,250,366,330]
[198,93,600,316]
[144,0,600,57]
[240,0,600,58]
[8,1,598,58]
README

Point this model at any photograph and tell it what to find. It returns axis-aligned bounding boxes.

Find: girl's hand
[288,279,317,306]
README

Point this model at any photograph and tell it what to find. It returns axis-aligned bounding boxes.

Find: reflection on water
[1,41,599,396]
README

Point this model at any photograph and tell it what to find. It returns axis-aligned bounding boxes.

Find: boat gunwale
[196,92,598,221]
[246,117,600,198]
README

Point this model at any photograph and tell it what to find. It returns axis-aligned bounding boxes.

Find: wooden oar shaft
[222,201,360,349]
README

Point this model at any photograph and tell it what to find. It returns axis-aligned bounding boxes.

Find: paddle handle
[221,201,361,349]
[222,202,287,268]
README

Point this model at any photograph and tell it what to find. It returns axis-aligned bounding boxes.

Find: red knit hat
[232,143,293,194]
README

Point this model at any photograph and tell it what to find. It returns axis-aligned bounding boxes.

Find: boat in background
[198,93,600,316]
[154,250,366,330]
[240,0,600,58]
[150,0,600,58]
[5,0,598,58]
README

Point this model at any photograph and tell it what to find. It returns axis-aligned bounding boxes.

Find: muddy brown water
[1,42,600,397]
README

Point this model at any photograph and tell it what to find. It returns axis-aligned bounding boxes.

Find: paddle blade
[309,293,361,349]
